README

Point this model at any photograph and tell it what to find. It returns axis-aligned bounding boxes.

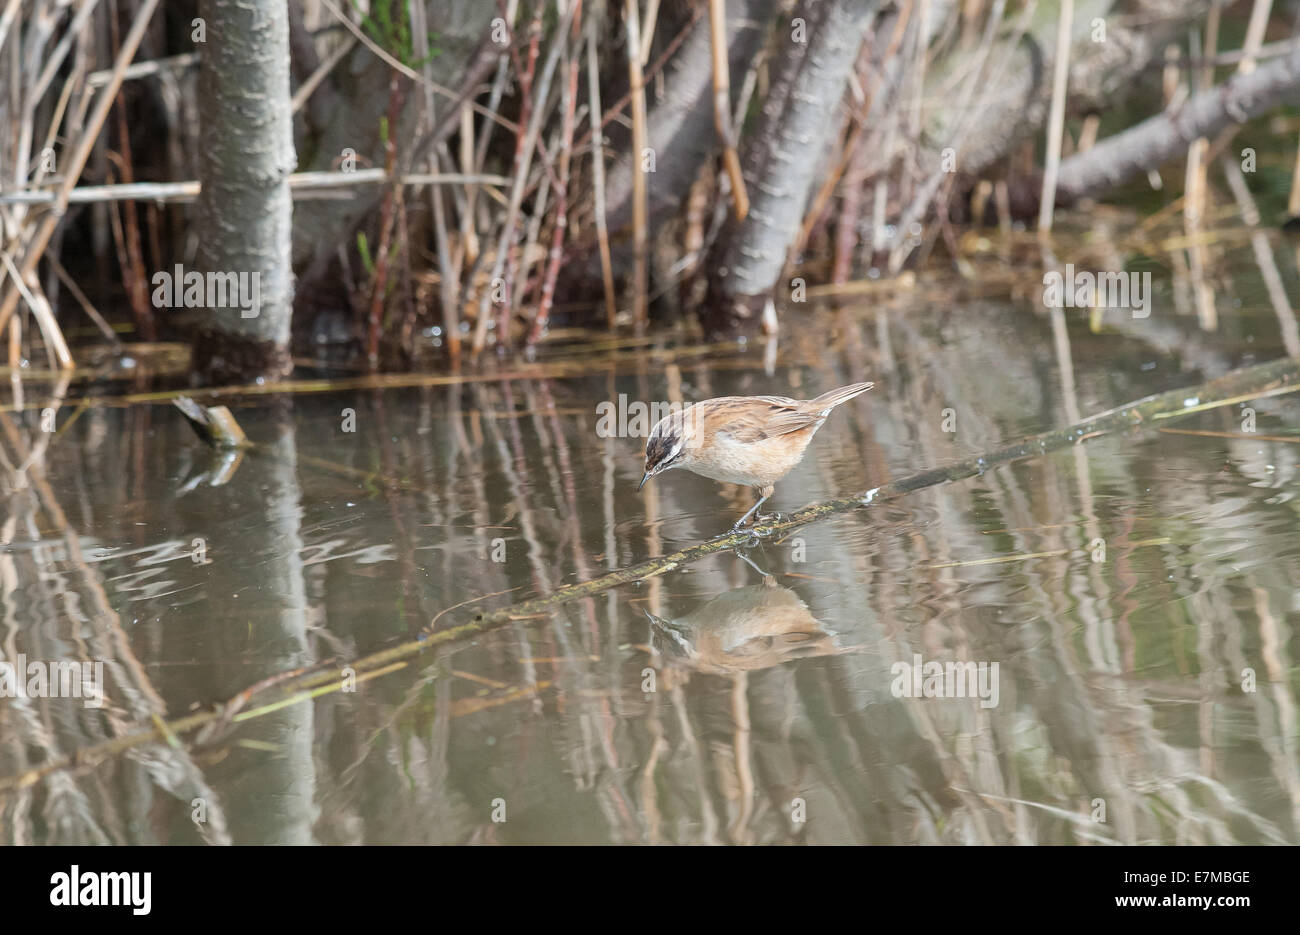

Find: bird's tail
[810,382,874,412]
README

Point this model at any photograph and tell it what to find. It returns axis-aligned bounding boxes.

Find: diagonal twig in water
[1,355,1298,794]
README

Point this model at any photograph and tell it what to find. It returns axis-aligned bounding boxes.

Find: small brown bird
[639,382,874,530]
[647,577,853,675]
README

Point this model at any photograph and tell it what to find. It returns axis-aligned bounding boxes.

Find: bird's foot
[725,513,783,542]
[722,519,759,546]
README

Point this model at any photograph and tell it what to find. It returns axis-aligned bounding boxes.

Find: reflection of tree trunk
[194,0,296,382]
[206,417,317,845]
[704,0,878,333]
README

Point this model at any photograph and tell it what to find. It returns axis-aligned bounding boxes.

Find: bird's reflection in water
[647,574,851,676]
[641,570,859,843]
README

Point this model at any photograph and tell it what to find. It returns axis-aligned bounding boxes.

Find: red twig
[365,73,407,369]
[528,4,583,347]
[497,9,544,350]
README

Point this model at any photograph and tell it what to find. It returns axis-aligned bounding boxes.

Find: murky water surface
[3,244,1299,844]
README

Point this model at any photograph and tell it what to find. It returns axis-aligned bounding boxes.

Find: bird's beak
[638,471,652,492]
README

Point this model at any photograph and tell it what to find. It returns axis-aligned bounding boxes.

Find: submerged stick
[2,355,1298,794]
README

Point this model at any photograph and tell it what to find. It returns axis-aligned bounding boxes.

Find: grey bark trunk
[1055,43,1300,202]
[916,0,1205,183]
[194,0,296,381]
[706,0,878,329]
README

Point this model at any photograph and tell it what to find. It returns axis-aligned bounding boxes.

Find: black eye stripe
[645,431,681,465]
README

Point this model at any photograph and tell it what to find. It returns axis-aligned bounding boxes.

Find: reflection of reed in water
[647,576,853,675]
[0,390,234,845]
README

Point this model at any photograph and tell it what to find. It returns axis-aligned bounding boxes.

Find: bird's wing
[714,396,824,442]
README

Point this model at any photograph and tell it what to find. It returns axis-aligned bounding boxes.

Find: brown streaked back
[713,382,873,443]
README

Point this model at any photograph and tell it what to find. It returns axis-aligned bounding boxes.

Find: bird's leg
[733,548,772,577]
[754,488,780,525]
[731,487,772,532]
[751,485,781,524]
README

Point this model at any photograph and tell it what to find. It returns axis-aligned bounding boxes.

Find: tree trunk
[194,0,296,382]
[1055,43,1300,203]
[704,0,878,334]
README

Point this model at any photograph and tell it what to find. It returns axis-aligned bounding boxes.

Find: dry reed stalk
[529,3,584,347]
[0,0,162,336]
[1289,133,1300,219]
[640,0,661,63]
[1184,6,1220,331]
[0,169,510,206]
[0,0,22,54]
[0,255,71,369]
[1238,0,1274,75]
[44,252,120,348]
[574,3,701,152]
[9,1,93,341]
[364,74,407,369]
[1157,427,1300,443]
[33,52,83,190]
[28,0,100,105]
[459,105,480,264]
[315,0,513,131]
[1076,113,1099,153]
[587,15,618,328]
[499,7,544,333]
[906,0,931,139]
[463,0,519,277]
[1220,154,1300,357]
[85,50,197,87]
[709,0,749,221]
[7,317,19,389]
[512,174,551,319]
[806,271,916,299]
[106,5,154,341]
[409,0,460,365]
[102,159,153,341]
[1036,0,1073,234]
[993,179,1011,235]
[830,47,876,281]
[290,33,355,114]
[625,0,649,333]
[1233,1,1300,228]
[473,6,575,352]
[884,0,1015,272]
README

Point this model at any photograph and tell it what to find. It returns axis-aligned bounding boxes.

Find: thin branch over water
[1,353,1297,795]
